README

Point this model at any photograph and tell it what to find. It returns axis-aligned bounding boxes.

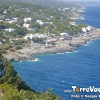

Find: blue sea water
[13,6,100,100]
[77,6,100,28]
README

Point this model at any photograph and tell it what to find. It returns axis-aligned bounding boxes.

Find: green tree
[0,63,4,78]
[0,55,30,90]
[0,54,4,78]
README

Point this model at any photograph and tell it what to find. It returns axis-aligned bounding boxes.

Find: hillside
[0,54,61,100]
[0,0,86,55]
[0,1,99,99]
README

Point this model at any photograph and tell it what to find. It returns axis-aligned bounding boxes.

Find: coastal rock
[3,28,100,61]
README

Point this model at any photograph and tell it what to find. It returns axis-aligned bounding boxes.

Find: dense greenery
[0,84,61,100]
[0,54,30,90]
[0,0,87,54]
[0,0,84,36]
[0,0,84,47]
[0,54,61,100]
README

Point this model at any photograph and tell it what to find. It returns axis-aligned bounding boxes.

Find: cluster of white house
[36,20,53,26]
[24,33,48,40]
[23,18,53,29]
[5,28,16,32]
[23,25,92,45]
[1,9,53,32]
[23,32,71,45]
[0,6,93,46]
[81,26,92,33]
[4,17,18,24]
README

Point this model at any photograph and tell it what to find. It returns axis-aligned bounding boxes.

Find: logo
[72,86,100,93]
[64,86,100,99]
[64,86,100,93]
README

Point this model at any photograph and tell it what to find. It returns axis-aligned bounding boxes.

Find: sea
[13,6,100,100]
[77,6,100,28]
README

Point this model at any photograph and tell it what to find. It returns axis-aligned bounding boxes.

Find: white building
[86,26,92,31]
[5,28,16,32]
[27,28,35,32]
[82,28,87,33]
[62,8,69,11]
[82,26,92,33]
[32,34,48,39]
[60,32,69,36]
[24,18,31,23]
[4,10,7,14]
[12,17,18,20]
[7,20,17,24]
[0,42,2,45]
[50,16,54,18]
[36,20,44,25]
[23,23,30,29]
[70,22,77,26]
[24,34,48,40]
[3,39,6,42]
[24,34,34,40]
[50,22,53,24]
[5,18,11,21]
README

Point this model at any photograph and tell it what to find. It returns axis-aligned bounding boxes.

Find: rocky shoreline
[3,28,100,61]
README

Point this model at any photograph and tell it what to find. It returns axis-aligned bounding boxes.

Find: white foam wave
[19,60,22,62]
[27,58,39,62]
[65,51,71,53]
[66,50,78,54]
[85,40,92,46]
[56,53,65,55]
[34,58,39,62]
